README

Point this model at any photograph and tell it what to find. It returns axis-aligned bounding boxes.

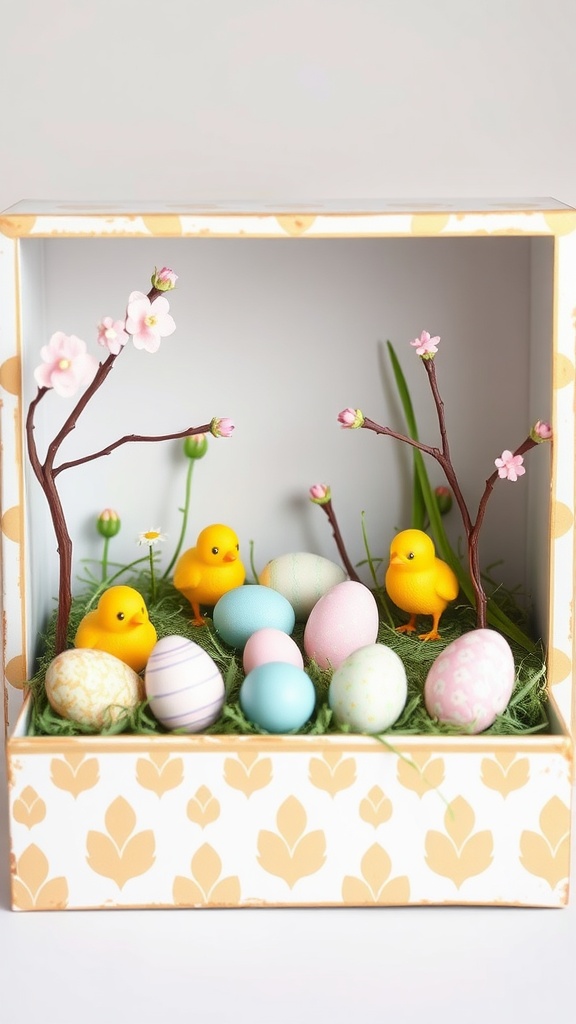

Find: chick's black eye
[236,544,239,551]
[407,552,415,560]
[212,546,219,555]
[117,612,125,620]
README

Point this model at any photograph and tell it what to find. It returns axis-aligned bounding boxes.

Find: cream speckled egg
[304,580,379,670]
[259,552,347,620]
[424,629,515,733]
[329,643,407,732]
[145,635,225,732]
[45,648,144,728]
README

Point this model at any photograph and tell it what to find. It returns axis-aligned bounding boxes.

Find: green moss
[26,572,549,739]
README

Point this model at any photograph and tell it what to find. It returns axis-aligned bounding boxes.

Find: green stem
[360,511,394,626]
[149,545,156,603]
[163,458,195,579]
[101,537,110,582]
[249,540,259,584]
[82,555,151,612]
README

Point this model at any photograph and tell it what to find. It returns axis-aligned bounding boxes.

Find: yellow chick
[173,523,246,625]
[74,585,157,672]
[385,529,458,641]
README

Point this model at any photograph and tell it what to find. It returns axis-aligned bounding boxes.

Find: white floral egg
[329,643,408,733]
[259,552,347,620]
[304,580,379,670]
[45,648,144,728]
[424,629,515,733]
[145,635,225,732]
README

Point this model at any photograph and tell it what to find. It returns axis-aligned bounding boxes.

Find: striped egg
[259,552,347,620]
[145,635,225,733]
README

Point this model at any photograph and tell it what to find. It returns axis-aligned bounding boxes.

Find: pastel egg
[240,662,316,733]
[259,552,347,620]
[424,629,515,734]
[213,585,295,649]
[304,580,379,670]
[45,648,144,728]
[329,643,407,733]
[243,628,304,673]
[145,635,225,732]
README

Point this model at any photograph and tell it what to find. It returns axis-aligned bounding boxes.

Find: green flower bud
[97,509,121,538]
[184,433,208,459]
[434,486,452,515]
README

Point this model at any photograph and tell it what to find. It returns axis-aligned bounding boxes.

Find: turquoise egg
[213,585,295,649]
[240,662,316,733]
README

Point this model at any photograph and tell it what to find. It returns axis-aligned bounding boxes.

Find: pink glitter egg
[304,580,379,670]
[424,629,515,733]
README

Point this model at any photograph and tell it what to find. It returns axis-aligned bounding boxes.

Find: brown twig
[317,498,362,583]
[361,373,542,629]
[25,280,206,655]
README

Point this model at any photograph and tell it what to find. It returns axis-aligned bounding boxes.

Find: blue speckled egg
[240,662,316,733]
[213,585,295,649]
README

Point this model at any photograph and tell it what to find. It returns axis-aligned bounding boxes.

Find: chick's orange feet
[395,615,417,635]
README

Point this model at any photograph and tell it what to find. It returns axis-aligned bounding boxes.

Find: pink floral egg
[304,581,379,670]
[424,629,515,733]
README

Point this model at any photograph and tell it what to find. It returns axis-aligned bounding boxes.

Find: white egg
[259,552,347,619]
[45,648,144,728]
[145,635,225,733]
[329,643,408,733]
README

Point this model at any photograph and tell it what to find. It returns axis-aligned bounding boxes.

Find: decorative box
[1,200,574,910]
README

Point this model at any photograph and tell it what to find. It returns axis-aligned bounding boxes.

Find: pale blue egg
[213,585,295,649]
[240,662,316,733]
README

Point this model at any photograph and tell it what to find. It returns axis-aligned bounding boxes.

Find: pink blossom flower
[125,290,176,353]
[309,484,331,505]
[152,266,178,291]
[410,330,440,359]
[34,332,99,397]
[495,450,526,482]
[96,317,128,355]
[530,420,553,442]
[210,417,235,438]
[337,407,365,429]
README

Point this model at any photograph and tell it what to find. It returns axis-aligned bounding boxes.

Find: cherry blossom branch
[54,424,213,476]
[25,270,235,656]
[337,331,552,632]
[309,485,362,583]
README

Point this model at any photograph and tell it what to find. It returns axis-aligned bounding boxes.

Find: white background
[1,2,576,1022]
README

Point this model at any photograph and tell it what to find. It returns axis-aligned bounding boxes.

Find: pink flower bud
[530,420,552,442]
[152,266,178,291]
[210,417,235,438]
[337,407,365,429]
[309,484,331,505]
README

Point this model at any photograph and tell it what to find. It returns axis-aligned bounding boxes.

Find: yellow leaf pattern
[136,754,184,797]
[173,843,241,906]
[397,753,445,797]
[11,844,68,910]
[13,786,46,829]
[187,786,220,828]
[342,843,410,904]
[359,786,393,827]
[50,755,99,798]
[86,796,155,889]
[257,796,326,888]
[425,796,493,889]
[224,752,273,797]
[520,797,571,889]
[309,753,356,797]
[481,755,530,797]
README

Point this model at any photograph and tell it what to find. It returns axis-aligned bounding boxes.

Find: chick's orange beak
[130,612,146,625]
[224,550,237,562]
[390,553,403,565]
